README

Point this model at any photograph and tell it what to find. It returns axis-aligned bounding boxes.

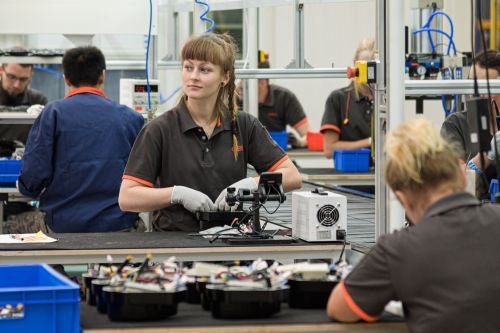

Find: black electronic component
[336,229,346,241]
[406,53,442,80]
[196,211,247,230]
[466,97,491,153]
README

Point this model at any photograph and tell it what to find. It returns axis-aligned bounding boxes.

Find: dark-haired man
[16,46,144,232]
[237,61,310,147]
[0,62,47,148]
[441,49,500,199]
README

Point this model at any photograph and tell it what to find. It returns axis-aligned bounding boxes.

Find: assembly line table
[81,302,407,333]
[0,231,349,264]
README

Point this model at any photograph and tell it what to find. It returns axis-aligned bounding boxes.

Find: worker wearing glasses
[0,52,48,222]
[0,61,47,148]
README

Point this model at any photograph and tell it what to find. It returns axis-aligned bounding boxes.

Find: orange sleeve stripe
[340,281,379,322]
[292,117,308,129]
[267,155,289,172]
[320,124,341,133]
[122,175,154,188]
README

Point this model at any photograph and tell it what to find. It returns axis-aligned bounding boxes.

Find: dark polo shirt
[123,98,288,231]
[258,84,307,132]
[340,192,500,332]
[0,84,48,143]
[441,111,496,199]
[320,83,372,141]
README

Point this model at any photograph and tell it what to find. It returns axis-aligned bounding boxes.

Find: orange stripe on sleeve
[267,155,289,172]
[320,124,341,133]
[340,281,379,322]
[122,175,154,188]
[292,117,308,129]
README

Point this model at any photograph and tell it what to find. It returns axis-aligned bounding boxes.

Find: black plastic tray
[103,287,186,322]
[91,279,111,314]
[185,282,202,304]
[206,285,286,319]
[288,279,337,309]
[82,273,98,306]
[83,274,110,306]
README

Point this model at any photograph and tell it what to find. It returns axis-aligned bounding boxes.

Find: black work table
[81,302,407,333]
[0,232,349,264]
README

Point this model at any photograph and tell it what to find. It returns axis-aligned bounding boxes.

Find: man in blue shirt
[17,46,144,232]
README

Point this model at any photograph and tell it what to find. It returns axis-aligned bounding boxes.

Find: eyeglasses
[3,70,30,84]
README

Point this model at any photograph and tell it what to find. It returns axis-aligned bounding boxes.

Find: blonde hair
[181,33,240,160]
[353,38,376,62]
[385,119,463,194]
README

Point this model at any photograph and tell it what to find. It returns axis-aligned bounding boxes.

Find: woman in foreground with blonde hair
[327,118,500,332]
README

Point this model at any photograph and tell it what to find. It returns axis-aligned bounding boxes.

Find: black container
[91,279,111,314]
[198,281,211,311]
[206,285,286,319]
[288,279,337,309]
[185,282,201,304]
[103,286,186,321]
[82,274,106,306]
[82,273,97,306]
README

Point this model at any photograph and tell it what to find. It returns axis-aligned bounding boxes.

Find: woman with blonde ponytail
[320,38,376,159]
[327,119,500,331]
[118,33,301,231]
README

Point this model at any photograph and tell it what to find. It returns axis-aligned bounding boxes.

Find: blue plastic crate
[269,131,288,151]
[333,149,370,172]
[0,159,21,186]
[489,179,499,202]
[0,264,80,333]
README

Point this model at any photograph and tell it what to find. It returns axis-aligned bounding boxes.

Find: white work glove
[215,177,258,212]
[26,104,44,116]
[487,131,500,161]
[171,186,215,213]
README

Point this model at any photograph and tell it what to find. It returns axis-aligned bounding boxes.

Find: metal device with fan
[292,188,347,242]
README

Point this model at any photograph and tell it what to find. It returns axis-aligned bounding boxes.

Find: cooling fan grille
[316,204,339,227]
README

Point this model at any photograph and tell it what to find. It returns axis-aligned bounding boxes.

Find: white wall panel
[0,0,158,35]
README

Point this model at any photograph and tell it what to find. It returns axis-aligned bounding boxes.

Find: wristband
[467,159,482,174]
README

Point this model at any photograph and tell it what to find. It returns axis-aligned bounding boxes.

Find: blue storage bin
[0,159,21,186]
[269,131,288,151]
[489,179,499,202]
[0,264,80,333]
[333,149,370,172]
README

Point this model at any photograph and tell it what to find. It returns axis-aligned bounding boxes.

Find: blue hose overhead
[195,0,215,33]
[425,11,455,54]
[145,0,153,110]
[33,65,64,79]
[413,28,457,55]
[414,10,458,117]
